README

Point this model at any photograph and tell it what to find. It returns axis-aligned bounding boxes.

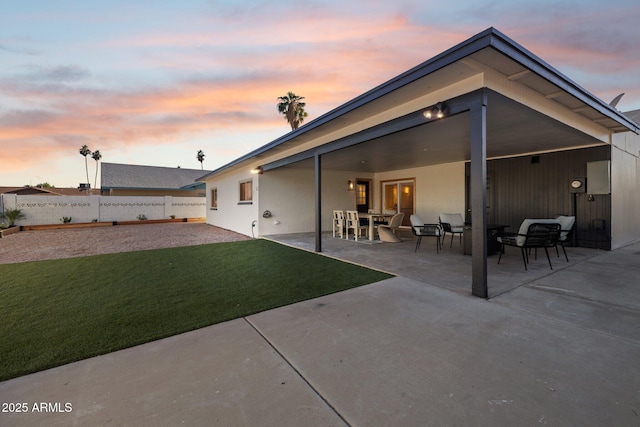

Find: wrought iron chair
[554,215,576,262]
[410,215,443,253]
[439,213,465,248]
[497,220,561,270]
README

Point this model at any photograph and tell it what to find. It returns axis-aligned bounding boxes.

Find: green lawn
[0,239,393,381]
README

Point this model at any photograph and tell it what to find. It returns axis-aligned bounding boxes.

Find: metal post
[315,153,322,252]
[470,92,488,298]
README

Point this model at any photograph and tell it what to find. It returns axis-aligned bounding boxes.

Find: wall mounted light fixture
[348,180,354,191]
[251,166,263,174]
[423,102,448,120]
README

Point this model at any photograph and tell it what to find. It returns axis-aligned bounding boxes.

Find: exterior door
[382,179,414,226]
[356,179,371,213]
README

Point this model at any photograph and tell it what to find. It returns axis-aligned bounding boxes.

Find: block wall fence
[0,195,206,226]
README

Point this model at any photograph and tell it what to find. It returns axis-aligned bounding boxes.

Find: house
[197,27,640,297]
[0,186,86,196]
[101,163,209,197]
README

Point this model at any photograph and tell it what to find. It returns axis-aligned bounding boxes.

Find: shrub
[1,208,26,227]
[137,214,148,221]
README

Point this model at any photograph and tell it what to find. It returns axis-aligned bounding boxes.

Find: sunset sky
[1,0,639,188]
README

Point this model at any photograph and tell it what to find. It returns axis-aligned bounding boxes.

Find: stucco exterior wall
[254,163,464,236]
[205,165,375,237]
[611,131,640,248]
[256,167,366,235]
[205,169,259,237]
[258,167,315,235]
[374,162,466,224]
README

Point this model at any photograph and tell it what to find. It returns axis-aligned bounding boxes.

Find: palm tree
[0,208,26,227]
[79,145,91,186]
[277,92,308,130]
[197,150,205,170]
[92,150,102,190]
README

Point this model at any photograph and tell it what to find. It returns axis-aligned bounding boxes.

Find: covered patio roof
[199,27,638,181]
[198,27,639,299]
[261,89,615,173]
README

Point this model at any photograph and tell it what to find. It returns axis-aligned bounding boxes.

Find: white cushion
[439,213,464,227]
[516,219,561,246]
[410,215,442,236]
[555,215,575,241]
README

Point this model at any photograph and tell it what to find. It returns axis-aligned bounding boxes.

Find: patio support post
[470,92,488,298]
[315,153,322,252]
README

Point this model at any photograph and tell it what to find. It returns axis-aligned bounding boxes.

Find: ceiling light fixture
[423,101,448,120]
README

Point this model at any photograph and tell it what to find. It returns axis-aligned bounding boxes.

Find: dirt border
[0,222,250,265]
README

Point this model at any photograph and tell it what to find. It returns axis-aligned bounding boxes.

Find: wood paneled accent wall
[465,146,611,249]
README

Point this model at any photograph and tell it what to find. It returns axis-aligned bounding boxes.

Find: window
[356,183,367,206]
[239,179,252,203]
[210,188,218,209]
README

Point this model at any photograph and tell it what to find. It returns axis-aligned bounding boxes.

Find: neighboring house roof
[624,109,640,124]
[101,163,210,191]
[0,186,83,196]
[198,27,639,182]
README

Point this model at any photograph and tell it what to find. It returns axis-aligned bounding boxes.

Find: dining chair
[378,212,404,242]
[333,210,345,238]
[346,210,368,241]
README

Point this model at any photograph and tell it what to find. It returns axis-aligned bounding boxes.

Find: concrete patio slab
[248,277,640,426]
[266,231,603,298]
[0,319,346,427]
[493,241,640,343]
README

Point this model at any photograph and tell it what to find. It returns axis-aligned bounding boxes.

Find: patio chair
[333,210,345,239]
[554,215,576,262]
[378,212,404,242]
[439,213,465,248]
[410,214,443,253]
[346,210,368,241]
[497,219,561,270]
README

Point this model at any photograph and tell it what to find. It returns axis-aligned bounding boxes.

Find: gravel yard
[0,223,251,265]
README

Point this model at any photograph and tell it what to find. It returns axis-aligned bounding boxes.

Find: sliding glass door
[381,179,414,226]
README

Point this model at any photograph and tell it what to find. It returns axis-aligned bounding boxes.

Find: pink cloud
[3,2,639,185]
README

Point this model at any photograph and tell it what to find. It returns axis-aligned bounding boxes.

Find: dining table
[360,212,395,241]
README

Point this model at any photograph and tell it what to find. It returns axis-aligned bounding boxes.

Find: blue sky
[1,0,639,187]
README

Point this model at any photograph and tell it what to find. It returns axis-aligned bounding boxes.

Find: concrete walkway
[1,242,639,426]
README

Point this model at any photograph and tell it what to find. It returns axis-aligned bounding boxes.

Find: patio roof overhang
[198,27,639,182]
[259,88,613,174]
